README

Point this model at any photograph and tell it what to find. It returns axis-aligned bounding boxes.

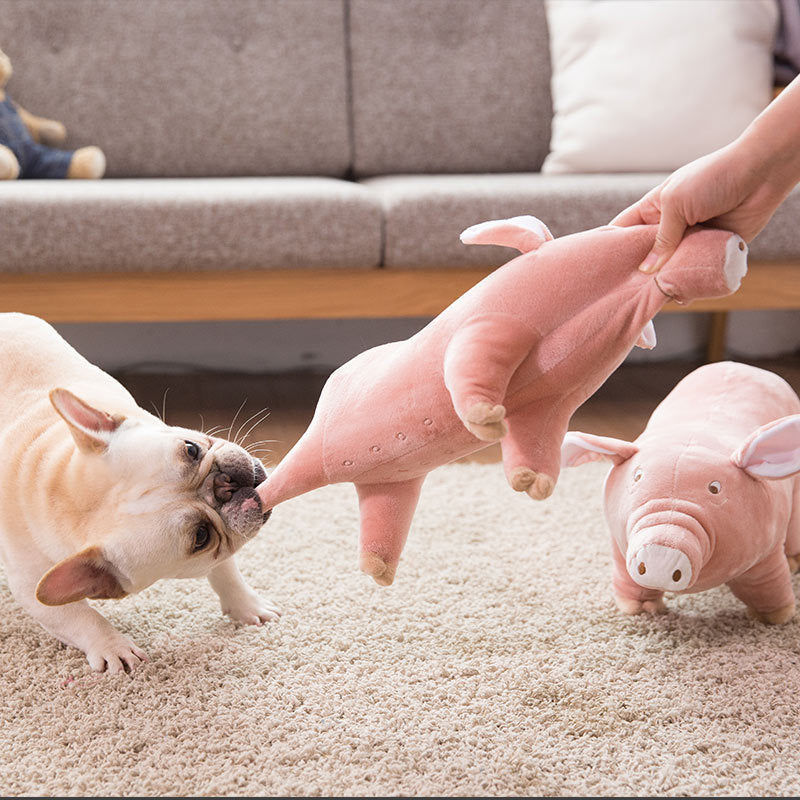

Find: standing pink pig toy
[562,362,800,623]
[257,217,748,586]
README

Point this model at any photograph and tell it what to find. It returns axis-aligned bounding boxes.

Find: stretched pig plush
[562,361,800,623]
[257,217,748,586]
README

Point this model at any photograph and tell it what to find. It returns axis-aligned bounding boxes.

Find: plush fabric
[258,219,747,586]
[563,362,800,620]
[0,178,382,273]
[0,93,71,178]
[348,0,552,177]
[3,0,351,178]
[542,0,778,174]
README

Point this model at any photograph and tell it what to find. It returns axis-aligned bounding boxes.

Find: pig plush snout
[627,542,692,592]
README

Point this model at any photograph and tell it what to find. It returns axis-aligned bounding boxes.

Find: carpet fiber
[2,462,799,796]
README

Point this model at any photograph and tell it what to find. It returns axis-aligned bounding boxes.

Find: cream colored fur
[0,313,278,673]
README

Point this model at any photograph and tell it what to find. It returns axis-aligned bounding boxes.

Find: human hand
[611,142,790,273]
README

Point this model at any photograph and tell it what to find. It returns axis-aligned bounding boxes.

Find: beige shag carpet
[2,462,800,796]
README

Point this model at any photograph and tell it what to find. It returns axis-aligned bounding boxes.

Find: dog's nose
[213,472,238,503]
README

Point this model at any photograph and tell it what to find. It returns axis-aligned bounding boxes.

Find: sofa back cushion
[349,0,552,177]
[4,0,351,177]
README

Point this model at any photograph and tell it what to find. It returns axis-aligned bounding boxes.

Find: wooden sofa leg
[706,311,729,363]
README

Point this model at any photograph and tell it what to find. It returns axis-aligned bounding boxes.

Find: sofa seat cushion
[0,178,382,273]
[362,173,665,268]
[363,174,800,268]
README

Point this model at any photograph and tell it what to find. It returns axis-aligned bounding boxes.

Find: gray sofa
[1,0,798,359]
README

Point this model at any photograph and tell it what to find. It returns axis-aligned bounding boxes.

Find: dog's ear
[36,546,127,606]
[49,388,125,454]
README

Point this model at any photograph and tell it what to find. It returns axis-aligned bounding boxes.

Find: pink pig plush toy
[257,217,748,586]
[562,361,800,623]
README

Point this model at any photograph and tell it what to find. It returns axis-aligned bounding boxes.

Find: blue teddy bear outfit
[0,93,72,178]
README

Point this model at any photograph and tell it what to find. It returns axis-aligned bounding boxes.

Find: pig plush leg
[786,503,800,573]
[356,477,425,586]
[728,547,796,624]
[611,542,666,615]
[443,314,539,442]
[499,403,570,500]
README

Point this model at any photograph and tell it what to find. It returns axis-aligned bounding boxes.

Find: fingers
[639,197,688,273]
[610,187,663,227]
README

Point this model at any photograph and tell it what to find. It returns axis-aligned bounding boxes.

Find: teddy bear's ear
[732,414,800,479]
[460,215,553,253]
[561,431,638,467]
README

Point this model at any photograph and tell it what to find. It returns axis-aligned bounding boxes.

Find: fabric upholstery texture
[542,0,778,174]
[2,462,800,796]
[0,178,382,273]
[364,175,800,268]
[348,0,552,177]
[3,0,351,177]
[363,173,665,268]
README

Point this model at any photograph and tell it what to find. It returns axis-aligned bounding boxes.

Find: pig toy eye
[633,467,643,482]
[708,480,722,494]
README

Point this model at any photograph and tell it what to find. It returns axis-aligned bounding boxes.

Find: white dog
[0,313,279,672]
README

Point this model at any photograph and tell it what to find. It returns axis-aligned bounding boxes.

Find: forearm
[736,76,800,196]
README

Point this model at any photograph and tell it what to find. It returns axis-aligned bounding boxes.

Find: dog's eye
[193,525,210,552]
[185,441,201,460]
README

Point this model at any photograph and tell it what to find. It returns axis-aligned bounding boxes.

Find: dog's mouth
[210,455,271,535]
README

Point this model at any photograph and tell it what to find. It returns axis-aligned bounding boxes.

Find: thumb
[639,201,688,273]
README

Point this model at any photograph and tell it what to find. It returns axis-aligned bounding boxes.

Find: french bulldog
[0,313,278,673]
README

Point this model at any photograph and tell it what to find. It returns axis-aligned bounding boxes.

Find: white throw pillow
[542,0,779,174]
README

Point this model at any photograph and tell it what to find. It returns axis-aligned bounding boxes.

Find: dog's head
[36,388,271,606]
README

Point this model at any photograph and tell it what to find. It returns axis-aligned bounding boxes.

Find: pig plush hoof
[464,402,508,442]
[787,554,800,574]
[509,467,555,500]
[359,552,396,586]
[614,594,666,616]
[746,603,796,625]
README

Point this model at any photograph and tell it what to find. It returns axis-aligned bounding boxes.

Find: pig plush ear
[561,431,638,467]
[50,388,125,455]
[460,215,554,253]
[36,546,127,605]
[732,415,800,479]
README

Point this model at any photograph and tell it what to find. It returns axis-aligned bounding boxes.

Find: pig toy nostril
[672,569,682,582]
[638,562,646,575]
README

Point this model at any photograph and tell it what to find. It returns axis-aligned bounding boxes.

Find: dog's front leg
[207,557,281,626]
[6,554,146,673]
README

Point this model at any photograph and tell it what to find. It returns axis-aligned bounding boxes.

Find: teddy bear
[0,48,105,179]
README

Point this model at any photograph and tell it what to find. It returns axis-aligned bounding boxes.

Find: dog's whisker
[243,438,278,450]
[161,387,170,425]
[225,398,248,441]
[150,401,163,422]
[236,408,272,447]
[233,406,270,446]
[205,425,227,437]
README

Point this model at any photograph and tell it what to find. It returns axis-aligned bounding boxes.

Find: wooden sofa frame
[2,260,798,362]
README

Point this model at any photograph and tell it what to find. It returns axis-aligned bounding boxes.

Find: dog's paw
[85,635,148,674]
[221,591,282,626]
[464,402,508,442]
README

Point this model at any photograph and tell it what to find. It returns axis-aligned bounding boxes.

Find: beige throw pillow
[542,0,779,174]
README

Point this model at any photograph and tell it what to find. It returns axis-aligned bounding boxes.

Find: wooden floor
[116,356,800,467]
